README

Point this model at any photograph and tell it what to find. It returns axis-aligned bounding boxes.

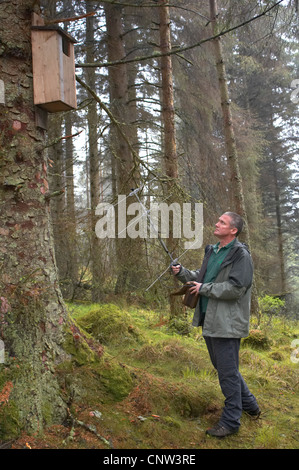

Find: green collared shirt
[200,238,236,313]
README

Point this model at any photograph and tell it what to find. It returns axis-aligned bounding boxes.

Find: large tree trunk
[159,1,178,182]
[209,0,246,217]
[209,0,259,316]
[158,0,181,317]
[104,3,139,295]
[0,0,67,434]
[48,114,66,280]
[63,0,78,299]
[47,0,78,299]
[64,111,79,298]
[272,155,287,294]
[85,0,103,302]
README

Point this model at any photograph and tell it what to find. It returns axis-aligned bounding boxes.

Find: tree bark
[104,3,139,295]
[209,0,246,216]
[209,0,259,316]
[159,0,178,182]
[0,0,67,434]
[64,111,79,298]
[158,0,181,317]
[47,0,78,299]
[272,155,287,293]
[85,0,103,302]
[48,114,66,281]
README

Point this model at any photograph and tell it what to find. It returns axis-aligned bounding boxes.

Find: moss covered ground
[2,301,298,450]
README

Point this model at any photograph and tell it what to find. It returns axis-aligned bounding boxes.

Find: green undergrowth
[8,301,299,449]
[53,301,298,450]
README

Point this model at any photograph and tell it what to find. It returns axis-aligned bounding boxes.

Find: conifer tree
[0,0,68,434]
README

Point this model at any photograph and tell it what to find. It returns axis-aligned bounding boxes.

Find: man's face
[214,214,237,239]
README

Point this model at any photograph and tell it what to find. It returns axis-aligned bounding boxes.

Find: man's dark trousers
[204,336,258,430]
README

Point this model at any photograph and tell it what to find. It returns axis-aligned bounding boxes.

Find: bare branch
[45,11,96,25]
[76,0,285,69]
[75,75,169,183]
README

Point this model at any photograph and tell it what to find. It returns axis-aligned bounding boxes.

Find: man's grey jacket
[175,240,253,338]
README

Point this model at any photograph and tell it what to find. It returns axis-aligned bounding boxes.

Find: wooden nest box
[31,14,77,113]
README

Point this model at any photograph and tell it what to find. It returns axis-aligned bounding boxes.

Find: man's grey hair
[224,212,244,237]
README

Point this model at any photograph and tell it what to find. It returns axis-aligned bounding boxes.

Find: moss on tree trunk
[0,0,68,437]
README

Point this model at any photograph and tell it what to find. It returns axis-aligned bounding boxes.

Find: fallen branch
[66,408,113,448]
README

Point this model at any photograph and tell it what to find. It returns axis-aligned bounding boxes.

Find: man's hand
[171,264,181,275]
[188,282,202,294]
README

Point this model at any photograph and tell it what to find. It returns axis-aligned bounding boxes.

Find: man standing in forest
[171,212,260,438]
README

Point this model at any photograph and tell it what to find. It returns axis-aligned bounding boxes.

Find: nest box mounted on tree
[31,13,77,113]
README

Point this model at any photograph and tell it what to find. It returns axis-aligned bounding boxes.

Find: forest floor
[8,300,299,451]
